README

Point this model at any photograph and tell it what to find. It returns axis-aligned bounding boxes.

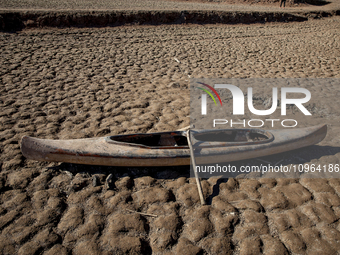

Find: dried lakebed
[1,17,340,254]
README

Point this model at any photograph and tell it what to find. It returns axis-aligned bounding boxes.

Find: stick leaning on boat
[20,124,327,167]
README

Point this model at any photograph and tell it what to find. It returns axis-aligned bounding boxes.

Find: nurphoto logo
[197,81,312,128]
[200,84,311,116]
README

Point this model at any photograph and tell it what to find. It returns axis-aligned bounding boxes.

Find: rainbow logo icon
[197,82,222,115]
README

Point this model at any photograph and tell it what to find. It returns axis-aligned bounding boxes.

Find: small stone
[105,174,114,189]
[92,175,99,187]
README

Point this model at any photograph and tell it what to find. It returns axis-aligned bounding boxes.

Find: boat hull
[21,134,190,167]
[20,125,327,166]
[193,125,327,165]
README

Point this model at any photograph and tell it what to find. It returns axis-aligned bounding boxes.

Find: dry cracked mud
[0,16,340,254]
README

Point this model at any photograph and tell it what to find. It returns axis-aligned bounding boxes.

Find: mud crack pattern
[0,17,340,254]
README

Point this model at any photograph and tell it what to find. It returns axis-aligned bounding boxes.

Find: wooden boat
[20,124,327,166]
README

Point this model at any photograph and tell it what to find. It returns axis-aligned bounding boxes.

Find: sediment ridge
[1,9,339,31]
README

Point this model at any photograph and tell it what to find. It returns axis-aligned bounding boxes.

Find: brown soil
[1,0,339,31]
[171,0,308,7]
[0,0,337,10]
[0,4,340,255]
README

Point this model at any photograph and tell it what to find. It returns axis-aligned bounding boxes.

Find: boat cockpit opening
[109,129,271,147]
[194,130,270,142]
[109,134,188,147]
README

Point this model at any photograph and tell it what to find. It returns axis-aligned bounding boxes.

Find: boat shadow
[49,144,340,205]
[253,144,340,165]
[50,163,192,179]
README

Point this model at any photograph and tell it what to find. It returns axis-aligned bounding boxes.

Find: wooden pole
[187,130,206,205]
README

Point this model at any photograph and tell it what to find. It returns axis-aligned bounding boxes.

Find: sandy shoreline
[0,8,340,255]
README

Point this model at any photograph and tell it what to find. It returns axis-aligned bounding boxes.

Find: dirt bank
[1,9,340,31]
